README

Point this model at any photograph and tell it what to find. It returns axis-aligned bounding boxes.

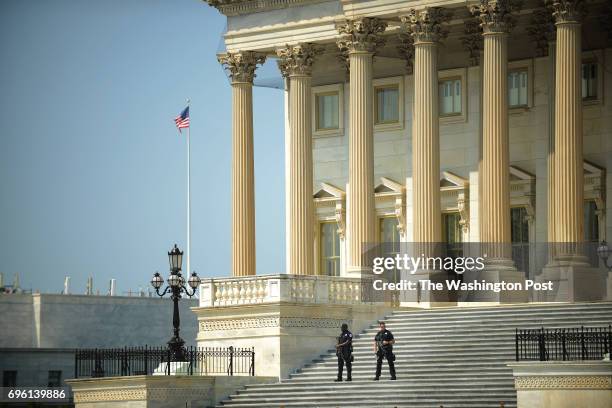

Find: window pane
[320,222,340,276]
[317,93,339,130]
[453,80,461,113]
[519,71,528,105]
[439,81,453,114]
[376,86,399,123]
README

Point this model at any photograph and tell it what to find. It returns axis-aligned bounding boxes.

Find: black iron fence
[516,326,612,361]
[75,346,255,378]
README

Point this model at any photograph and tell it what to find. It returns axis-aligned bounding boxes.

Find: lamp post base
[167,335,187,362]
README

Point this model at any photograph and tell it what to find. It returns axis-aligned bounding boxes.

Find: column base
[461,266,528,304]
[345,266,372,279]
[538,262,607,302]
[399,270,457,308]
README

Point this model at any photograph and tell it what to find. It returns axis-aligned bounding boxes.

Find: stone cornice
[217,51,267,83]
[335,17,388,54]
[276,43,324,77]
[470,0,520,34]
[205,0,325,17]
[549,0,584,24]
[400,7,452,45]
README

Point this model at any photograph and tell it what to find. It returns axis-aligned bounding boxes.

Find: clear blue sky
[0,0,285,294]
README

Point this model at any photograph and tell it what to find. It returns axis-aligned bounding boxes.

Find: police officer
[373,321,396,380]
[335,323,353,382]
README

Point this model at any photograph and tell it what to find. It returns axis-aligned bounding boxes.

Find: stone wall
[0,293,198,349]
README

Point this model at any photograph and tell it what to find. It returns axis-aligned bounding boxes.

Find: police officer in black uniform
[373,321,396,380]
[335,323,353,382]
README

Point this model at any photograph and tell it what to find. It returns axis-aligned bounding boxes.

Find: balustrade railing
[199,274,369,307]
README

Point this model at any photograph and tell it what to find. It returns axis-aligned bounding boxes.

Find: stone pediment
[313,182,345,199]
[440,171,467,189]
[374,177,404,195]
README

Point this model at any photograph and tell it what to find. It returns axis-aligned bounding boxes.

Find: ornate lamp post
[151,244,201,361]
[597,241,612,271]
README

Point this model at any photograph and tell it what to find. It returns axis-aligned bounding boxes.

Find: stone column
[218,52,266,277]
[472,0,514,263]
[277,44,322,275]
[551,0,584,254]
[336,18,387,274]
[402,8,449,247]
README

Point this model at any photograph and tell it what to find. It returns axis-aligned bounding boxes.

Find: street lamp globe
[168,244,183,272]
[151,272,163,289]
[167,273,181,288]
[597,240,610,261]
[188,272,201,289]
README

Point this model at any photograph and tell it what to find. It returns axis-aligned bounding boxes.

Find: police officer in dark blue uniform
[373,321,396,380]
[335,323,353,382]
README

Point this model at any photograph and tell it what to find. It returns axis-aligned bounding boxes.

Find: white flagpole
[186,98,191,278]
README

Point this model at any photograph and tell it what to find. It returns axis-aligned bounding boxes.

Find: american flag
[174,106,190,132]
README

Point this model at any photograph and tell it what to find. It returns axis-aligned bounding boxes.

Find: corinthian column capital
[470,0,518,34]
[336,17,388,54]
[218,51,266,83]
[549,0,584,24]
[400,7,451,44]
[276,43,323,77]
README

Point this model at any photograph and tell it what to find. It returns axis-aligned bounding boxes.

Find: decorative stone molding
[549,0,585,24]
[515,375,612,389]
[336,18,388,54]
[206,0,326,17]
[527,1,556,56]
[470,0,519,34]
[440,172,470,234]
[374,177,406,239]
[400,7,451,44]
[218,51,266,83]
[276,43,323,77]
[510,166,536,218]
[461,18,483,66]
[314,182,346,240]
[334,203,346,240]
[396,32,415,74]
[199,316,353,331]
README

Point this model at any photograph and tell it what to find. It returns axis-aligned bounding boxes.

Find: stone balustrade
[199,274,368,307]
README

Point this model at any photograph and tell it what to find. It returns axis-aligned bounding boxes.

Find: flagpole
[186,98,191,279]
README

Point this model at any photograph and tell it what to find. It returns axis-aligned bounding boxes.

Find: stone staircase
[216,302,612,408]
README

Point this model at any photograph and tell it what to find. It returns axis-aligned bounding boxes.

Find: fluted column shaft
[553,13,583,245]
[412,39,442,243]
[219,52,265,277]
[348,51,376,269]
[481,30,511,254]
[288,74,314,274]
[231,82,256,276]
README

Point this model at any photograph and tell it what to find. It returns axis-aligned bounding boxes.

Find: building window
[582,62,597,100]
[439,78,462,116]
[511,207,530,274]
[3,371,17,387]
[379,217,400,283]
[443,213,463,259]
[48,371,62,387]
[584,200,599,242]
[315,92,339,131]
[375,85,399,124]
[508,70,528,107]
[320,222,340,276]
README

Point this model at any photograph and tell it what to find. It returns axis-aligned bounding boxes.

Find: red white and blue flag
[174,106,190,132]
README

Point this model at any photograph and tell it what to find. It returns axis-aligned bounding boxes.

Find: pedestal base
[538,262,607,302]
[399,270,457,308]
[461,267,528,304]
